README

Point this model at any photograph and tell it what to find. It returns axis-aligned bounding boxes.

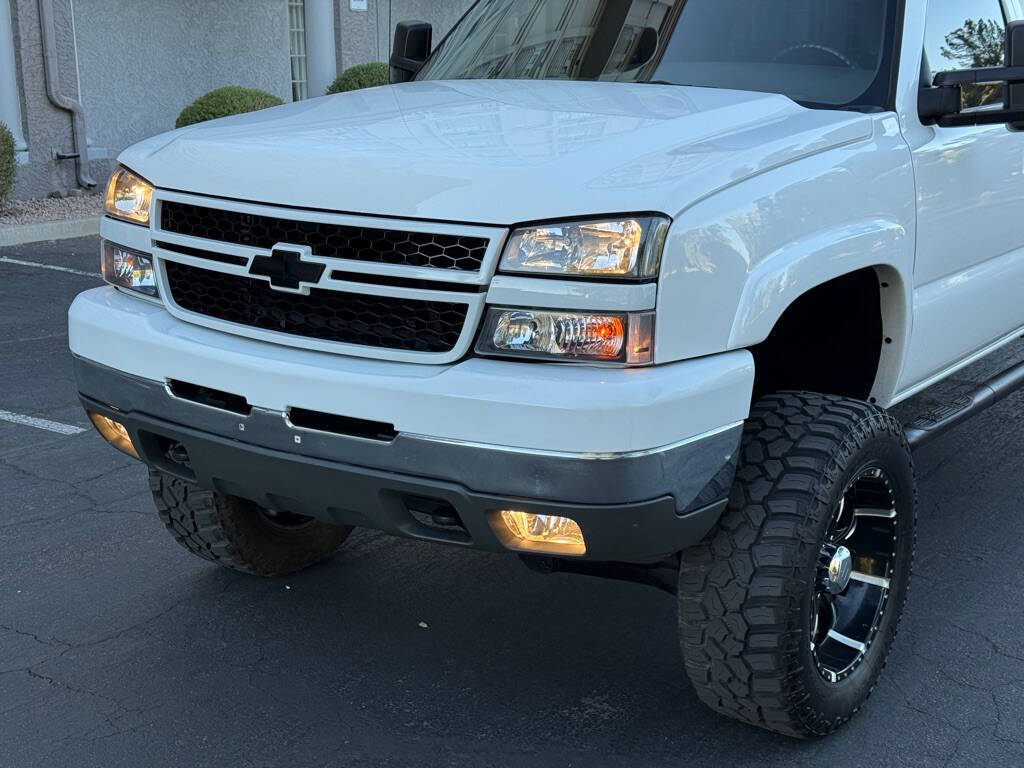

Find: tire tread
[150,470,350,577]
[678,392,917,737]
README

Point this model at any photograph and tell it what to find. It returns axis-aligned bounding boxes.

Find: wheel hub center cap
[824,546,853,594]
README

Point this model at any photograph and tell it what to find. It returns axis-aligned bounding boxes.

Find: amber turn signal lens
[101,240,158,297]
[88,412,139,459]
[476,308,654,365]
[490,510,586,556]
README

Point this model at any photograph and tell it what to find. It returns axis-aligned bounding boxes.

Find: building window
[289,0,309,100]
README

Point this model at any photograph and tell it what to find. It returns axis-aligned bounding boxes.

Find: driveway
[2,237,1023,767]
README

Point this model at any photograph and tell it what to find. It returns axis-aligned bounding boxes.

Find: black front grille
[165,261,468,353]
[161,201,488,272]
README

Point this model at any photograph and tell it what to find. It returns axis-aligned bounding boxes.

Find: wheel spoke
[849,571,890,589]
[842,521,859,540]
[812,465,899,682]
[827,630,867,653]
[853,505,896,519]
[834,496,846,524]
[828,494,857,542]
[810,592,837,649]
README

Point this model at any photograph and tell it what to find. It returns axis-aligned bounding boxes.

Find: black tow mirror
[390,21,432,84]
[1006,20,1024,129]
[920,20,1024,128]
[627,27,659,69]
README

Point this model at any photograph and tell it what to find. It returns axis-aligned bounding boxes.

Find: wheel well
[750,268,884,403]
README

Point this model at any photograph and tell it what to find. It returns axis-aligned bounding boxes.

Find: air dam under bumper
[75,358,744,563]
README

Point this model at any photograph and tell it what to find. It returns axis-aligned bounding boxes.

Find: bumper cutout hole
[168,380,252,416]
[288,408,397,442]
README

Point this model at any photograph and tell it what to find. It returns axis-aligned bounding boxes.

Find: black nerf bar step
[904,357,1024,449]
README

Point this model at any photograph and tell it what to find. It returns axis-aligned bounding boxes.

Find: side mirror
[626,27,659,69]
[1006,20,1024,129]
[390,21,432,84]
[920,20,1024,128]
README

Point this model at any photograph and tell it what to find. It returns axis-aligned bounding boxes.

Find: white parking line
[0,256,99,278]
[0,410,87,435]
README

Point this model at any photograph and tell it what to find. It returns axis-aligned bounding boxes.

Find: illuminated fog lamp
[490,510,586,556]
[88,412,139,459]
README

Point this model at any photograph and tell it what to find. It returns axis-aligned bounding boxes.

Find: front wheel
[150,470,352,577]
[678,392,917,737]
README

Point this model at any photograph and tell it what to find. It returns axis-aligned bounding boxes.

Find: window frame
[418,0,909,113]
[288,0,309,101]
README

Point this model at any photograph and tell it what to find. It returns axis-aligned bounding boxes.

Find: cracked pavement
[1,236,1023,767]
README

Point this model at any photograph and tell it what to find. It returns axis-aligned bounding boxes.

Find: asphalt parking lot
[2,235,1023,767]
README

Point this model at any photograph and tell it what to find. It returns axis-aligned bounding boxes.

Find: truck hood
[122,80,874,226]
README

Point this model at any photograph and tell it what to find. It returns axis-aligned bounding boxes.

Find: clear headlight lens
[500,216,669,278]
[104,167,153,225]
[101,240,158,297]
[476,308,654,365]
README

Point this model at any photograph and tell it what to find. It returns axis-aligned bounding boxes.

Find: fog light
[490,510,586,556]
[88,412,138,459]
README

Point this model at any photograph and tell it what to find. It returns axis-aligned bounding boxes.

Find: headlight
[476,308,654,365]
[101,240,158,297]
[500,216,669,279]
[105,167,154,225]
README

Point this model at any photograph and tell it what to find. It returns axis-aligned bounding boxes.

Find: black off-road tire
[678,392,917,737]
[150,470,352,577]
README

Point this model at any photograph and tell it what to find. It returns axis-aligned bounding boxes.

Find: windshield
[417,0,901,109]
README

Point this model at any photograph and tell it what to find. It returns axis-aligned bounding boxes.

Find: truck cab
[71,0,1024,737]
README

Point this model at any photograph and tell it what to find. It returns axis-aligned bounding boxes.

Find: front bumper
[70,288,754,563]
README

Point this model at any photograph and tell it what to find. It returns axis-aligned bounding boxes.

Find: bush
[0,122,15,208]
[326,62,389,95]
[175,86,284,129]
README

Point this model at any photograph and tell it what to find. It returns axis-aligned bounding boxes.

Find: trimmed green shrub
[0,122,15,208]
[175,86,284,129]
[326,62,390,95]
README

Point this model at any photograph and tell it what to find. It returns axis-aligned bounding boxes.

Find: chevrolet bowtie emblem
[249,244,325,292]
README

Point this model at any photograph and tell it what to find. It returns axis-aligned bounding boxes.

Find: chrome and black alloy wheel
[811,467,900,683]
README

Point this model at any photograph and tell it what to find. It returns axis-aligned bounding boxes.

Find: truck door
[901,0,1024,392]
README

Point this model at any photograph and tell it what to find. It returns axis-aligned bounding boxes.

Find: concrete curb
[0,217,100,248]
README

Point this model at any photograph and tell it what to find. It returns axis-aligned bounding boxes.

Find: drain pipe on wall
[37,0,95,189]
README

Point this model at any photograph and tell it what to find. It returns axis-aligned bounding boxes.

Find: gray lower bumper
[75,357,742,562]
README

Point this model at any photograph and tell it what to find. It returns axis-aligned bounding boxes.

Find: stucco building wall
[72,0,292,165]
[8,0,83,198]
[5,0,474,200]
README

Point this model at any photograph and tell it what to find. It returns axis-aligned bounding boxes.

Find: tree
[941,18,1005,107]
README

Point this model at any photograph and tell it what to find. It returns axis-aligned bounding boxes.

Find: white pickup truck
[69,0,1024,737]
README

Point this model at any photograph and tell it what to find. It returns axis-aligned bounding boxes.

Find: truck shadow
[163,379,1024,765]
[101,342,1024,765]
[168,534,837,764]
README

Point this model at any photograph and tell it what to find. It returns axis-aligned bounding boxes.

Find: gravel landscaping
[0,193,103,228]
